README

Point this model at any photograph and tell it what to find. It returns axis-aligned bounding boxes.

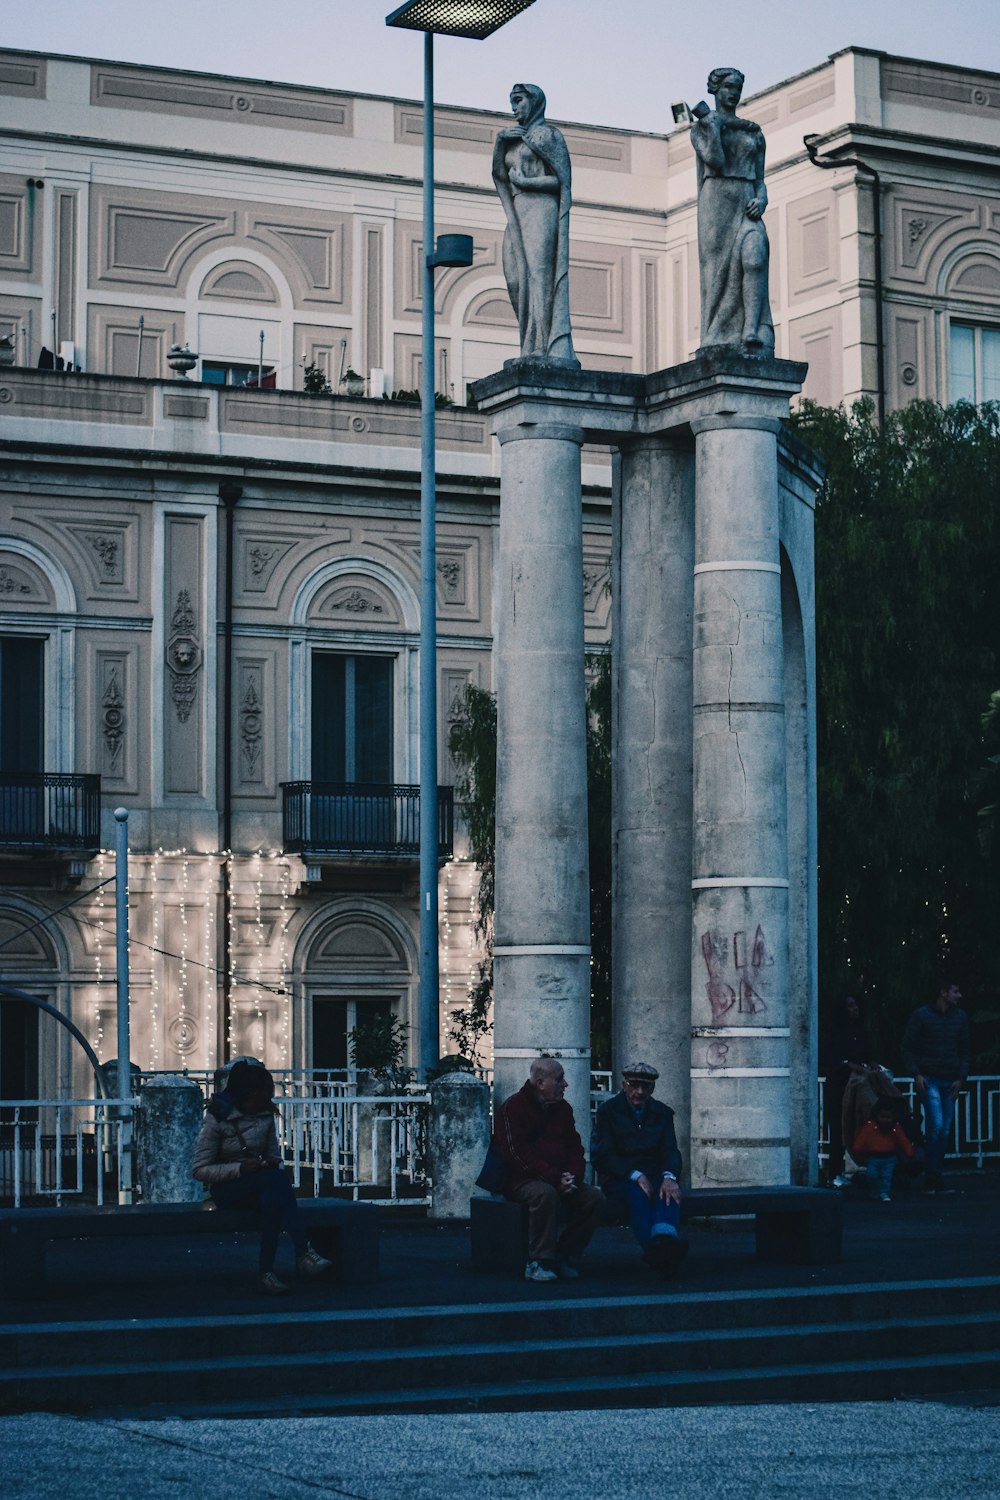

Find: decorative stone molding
[167,1011,199,1054]
[101,663,126,772]
[0,565,30,594]
[331,587,383,614]
[86,532,121,579]
[239,669,263,783]
[167,588,202,723]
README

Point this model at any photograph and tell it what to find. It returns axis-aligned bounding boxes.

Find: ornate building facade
[0,43,998,1094]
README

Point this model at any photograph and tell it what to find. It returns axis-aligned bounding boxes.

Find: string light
[93,849,108,1056]
[149,848,161,1071]
[226,851,236,1057]
[204,853,217,1071]
[276,853,291,1068]
[253,850,265,1057]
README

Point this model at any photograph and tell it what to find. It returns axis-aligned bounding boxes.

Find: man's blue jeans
[604,1178,680,1250]
[921,1077,957,1178]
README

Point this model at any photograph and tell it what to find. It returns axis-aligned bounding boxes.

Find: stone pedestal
[427,1069,490,1220]
[491,413,592,1119]
[135,1074,205,1203]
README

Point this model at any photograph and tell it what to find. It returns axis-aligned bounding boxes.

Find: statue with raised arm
[691,67,774,355]
[493,84,579,367]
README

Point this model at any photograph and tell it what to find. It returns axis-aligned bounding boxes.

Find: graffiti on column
[700,924,772,1024]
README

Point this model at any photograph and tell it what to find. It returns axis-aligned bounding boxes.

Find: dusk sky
[4,0,1000,134]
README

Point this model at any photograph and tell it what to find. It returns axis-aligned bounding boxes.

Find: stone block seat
[470,1185,842,1274]
[0,1198,379,1298]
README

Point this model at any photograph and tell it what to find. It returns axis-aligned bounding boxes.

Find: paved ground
[5,1399,1000,1499]
[4,1165,997,1322]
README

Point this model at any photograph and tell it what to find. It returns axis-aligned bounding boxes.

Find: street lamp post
[386,0,538,1077]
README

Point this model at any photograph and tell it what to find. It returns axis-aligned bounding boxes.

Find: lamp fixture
[386,0,537,40]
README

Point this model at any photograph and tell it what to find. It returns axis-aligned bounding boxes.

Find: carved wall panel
[90,184,352,308]
[363,225,384,374]
[78,635,144,797]
[788,305,842,408]
[393,103,632,172]
[395,220,502,319]
[97,651,128,783]
[883,60,1000,123]
[12,510,138,604]
[887,309,932,405]
[163,516,204,796]
[200,261,278,303]
[439,661,479,784]
[582,543,612,633]
[87,303,181,380]
[235,522,349,613]
[293,323,352,390]
[55,191,78,344]
[0,174,40,279]
[235,653,276,796]
[91,63,352,134]
[310,575,402,627]
[786,189,837,302]
[886,188,980,286]
[0,295,42,357]
[0,52,46,99]
[0,550,54,607]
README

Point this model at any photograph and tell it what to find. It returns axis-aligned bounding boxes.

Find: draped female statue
[492,84,579,366]
[692,67,774,355]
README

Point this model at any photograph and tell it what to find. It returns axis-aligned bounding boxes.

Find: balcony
[0,773,101,854]
[282,782,454,859]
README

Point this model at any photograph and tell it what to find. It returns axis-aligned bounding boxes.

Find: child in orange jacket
[852,1101,915,1201]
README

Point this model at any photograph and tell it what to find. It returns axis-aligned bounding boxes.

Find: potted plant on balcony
[341,367,365,398]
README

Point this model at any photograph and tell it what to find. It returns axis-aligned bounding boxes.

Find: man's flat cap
[622,1061,659,1081]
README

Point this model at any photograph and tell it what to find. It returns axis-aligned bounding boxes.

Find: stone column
[689,412,791,1187]
[492,420,591,1121]
[612,437,695,1166]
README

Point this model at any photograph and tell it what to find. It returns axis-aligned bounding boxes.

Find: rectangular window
[311,995,394,1072]
[949,323,1000,405]
[311,653,393,784]
[201,361,275,388]
[0,637,43,772]
[0,996,40,1105]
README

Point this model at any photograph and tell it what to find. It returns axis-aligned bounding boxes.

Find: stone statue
[493,84,579,367]
[692,68,774,355]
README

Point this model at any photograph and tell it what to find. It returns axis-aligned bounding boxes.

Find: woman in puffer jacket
[192,1059,331,1295]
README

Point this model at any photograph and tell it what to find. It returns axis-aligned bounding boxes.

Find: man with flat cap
[590,1061,689,1278]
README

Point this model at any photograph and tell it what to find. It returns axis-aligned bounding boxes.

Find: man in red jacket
[494,1055,605,1282]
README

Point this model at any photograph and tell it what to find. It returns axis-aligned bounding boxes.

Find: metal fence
[2,1073,997,1210]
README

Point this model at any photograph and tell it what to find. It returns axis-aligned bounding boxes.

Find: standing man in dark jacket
[494,1055,605,1283]
[591,1061,689,1278]
[901,981,970,1194]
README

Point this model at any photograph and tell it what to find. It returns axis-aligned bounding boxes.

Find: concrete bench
[470,1184,842,1274]
[0,1197,379,1299]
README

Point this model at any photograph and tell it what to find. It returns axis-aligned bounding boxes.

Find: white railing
[0,1098,134,1208]
[819,1074,1000,1169]
[277,1091,431,1205]
[3,1073,997,1210]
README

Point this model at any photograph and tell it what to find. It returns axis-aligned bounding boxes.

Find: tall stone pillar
[492,419,591,1120]
[612,437,695,1164]
[689,410,792,1187]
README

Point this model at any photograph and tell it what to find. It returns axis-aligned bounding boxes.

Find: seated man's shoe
[297,1243,333,1278]
[524,1259,558,1283]
[554,1258,580,1280]
[259,1270,291,1295]
[644,1233,689,1279]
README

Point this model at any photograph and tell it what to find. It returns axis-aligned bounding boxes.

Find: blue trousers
[604,1178,681,1250]
[921,1077,957,1179]
[864,1155,896,1197]
[210,1168,306,1272]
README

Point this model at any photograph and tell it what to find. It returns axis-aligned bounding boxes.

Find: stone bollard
[135,1074,206,1203]
[427,1069,491,1221]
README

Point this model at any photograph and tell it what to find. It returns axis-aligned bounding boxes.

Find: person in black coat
[590,1061,688,1278]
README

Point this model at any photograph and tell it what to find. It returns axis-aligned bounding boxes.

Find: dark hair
[227,1059,274,1106]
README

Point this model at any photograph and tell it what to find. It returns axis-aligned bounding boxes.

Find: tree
[790,397,1000,1067]
[447,662,614,1068]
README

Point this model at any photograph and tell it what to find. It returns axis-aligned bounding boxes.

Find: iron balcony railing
[0,772,101,852]
[281,781,454,858]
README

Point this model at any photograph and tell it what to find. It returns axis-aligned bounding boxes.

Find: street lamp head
[386,0,537,40]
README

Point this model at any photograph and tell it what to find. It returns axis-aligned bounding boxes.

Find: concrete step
[4,1297,1000,1414]
[4,1275,999,1370]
